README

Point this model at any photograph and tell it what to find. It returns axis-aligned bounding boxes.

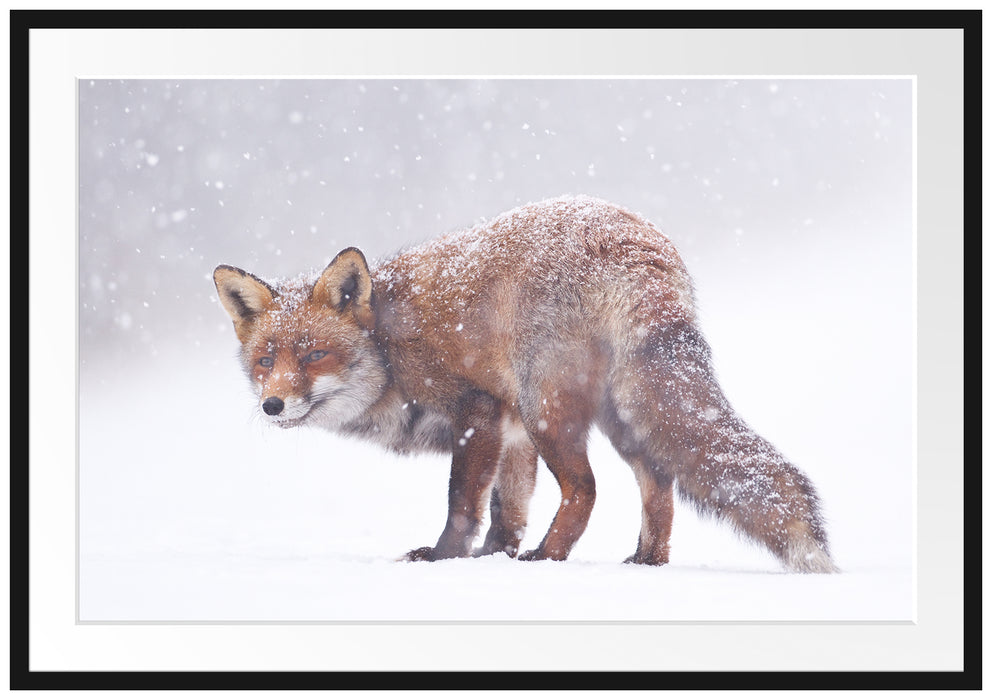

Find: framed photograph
[11,8,978,691]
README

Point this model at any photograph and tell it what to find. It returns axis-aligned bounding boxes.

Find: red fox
[214,195,837,573]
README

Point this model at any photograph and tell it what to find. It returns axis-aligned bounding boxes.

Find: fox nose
[262,397,285,416]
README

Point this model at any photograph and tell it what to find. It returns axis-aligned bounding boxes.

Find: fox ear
[213,265,278,342]
[312,247,374,329]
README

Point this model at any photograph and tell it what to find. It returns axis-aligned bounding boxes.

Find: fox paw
[400,546,437,562]
[473,548,517,560]
[623,552,669,566]
[473,541,519,558]
[518,548,557,562]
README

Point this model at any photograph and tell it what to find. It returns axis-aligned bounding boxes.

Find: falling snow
[77,78,914,625]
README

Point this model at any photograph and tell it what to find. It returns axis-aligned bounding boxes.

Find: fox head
[214,248,388,429]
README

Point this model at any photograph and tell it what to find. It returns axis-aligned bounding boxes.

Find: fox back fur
[214,195,837,573]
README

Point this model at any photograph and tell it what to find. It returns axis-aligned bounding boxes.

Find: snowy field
[78,314,913,624]
[76,78,915,628]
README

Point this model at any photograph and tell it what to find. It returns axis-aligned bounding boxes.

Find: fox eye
[258,357,274,368]
[305,350,328,363]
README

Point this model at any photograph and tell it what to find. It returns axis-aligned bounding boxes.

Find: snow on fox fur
[214,195,837,573]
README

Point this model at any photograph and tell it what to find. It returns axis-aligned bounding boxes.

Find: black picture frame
[9,8,980,691]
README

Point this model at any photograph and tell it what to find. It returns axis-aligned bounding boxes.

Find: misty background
[78,78,911,373]
[77,79,914,621]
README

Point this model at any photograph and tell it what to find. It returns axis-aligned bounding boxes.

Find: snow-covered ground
[78,331,912,623]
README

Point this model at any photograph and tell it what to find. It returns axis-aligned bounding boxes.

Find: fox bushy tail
[670,414,838,574]
[605,320,838,573]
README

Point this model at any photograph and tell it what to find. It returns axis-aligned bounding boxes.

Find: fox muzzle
[261,396,285,416]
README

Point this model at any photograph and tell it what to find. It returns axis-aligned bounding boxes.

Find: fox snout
[257,393,312,427]
[262,397,285,416]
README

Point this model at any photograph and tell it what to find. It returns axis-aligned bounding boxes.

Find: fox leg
[403,391,503,562]
[625,460,675,565]
[598,402,676,565]
[517,391,597,562]
[475,414,538,558]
